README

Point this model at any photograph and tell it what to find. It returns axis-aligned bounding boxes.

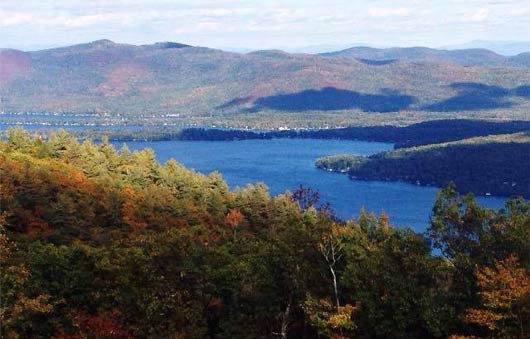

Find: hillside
[2,40,530,127]
[1,129,529,338]
[316,133,530,198]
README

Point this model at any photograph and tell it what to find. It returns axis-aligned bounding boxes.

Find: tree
[4,128,32,152]
[54,310,133,339]
[225,208,244,239]
[342,213,454,338]
[291,185,320,210]
[303,295,357,339]
[319,223,348,312]
[0,215,54,338]
[462,255,530,338]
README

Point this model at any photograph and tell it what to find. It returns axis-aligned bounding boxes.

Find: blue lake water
[120,139,507,232]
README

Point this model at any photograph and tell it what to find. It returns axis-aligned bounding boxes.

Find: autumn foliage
[463,255,530,338]
[1,129,529,339]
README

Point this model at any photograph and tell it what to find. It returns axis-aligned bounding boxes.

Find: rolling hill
[2,40,530,127]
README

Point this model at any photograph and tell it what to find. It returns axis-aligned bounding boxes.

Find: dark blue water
[120,139,507,232]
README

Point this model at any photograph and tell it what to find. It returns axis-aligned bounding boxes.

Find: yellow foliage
[328,304,356,329]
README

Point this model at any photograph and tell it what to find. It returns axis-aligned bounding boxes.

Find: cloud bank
[0,0,528,51]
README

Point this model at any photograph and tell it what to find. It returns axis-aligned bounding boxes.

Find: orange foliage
[463,255,530,337]
[1,155,109,234]
[225,208,244,227]
[121,186,148,229]
[26,218,50,238]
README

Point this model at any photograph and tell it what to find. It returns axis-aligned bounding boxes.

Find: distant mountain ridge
[440,40,530,56]
[1,40,530,120]
[323,46,529,67]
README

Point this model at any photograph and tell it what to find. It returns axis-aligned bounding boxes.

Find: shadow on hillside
[217,83,530,113]
[515,85,530,98]
[248,87,415,112]
[358,58,397,65]
[425,82,530,111]
[216,96,254,109]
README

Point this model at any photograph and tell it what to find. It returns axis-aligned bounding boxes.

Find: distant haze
[1,0,529,52]
[440,40,530,56]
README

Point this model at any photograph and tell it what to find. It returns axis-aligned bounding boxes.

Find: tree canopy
[1,129,528,338]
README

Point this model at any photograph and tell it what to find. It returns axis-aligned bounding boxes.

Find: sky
[1,0,529,51]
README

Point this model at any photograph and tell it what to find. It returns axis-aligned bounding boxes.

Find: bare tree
[319,224,345,312]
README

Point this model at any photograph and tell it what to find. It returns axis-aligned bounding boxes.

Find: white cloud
[0,11,34,26]
[506,8,529,17]
[462,8,490,22]
[62,13,131,28]
[367,7,411,18]
[195,21,223,31]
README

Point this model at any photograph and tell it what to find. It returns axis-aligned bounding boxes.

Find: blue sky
[1,0,529,51]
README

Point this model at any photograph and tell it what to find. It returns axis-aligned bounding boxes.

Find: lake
[121,138,507,232]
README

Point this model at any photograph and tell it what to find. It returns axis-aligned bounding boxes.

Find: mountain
[510,52,530,67]
[274,43,380,54]
[1,40,530,124]
[323,46,530,67]
[441,40,530,56]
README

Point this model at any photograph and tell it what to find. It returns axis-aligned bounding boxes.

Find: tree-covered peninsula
[316,133,530,198]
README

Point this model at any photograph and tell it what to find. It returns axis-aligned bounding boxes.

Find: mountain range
[324,46,530,67]
[1,40,530,124]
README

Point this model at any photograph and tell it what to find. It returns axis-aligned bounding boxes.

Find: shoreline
[2,119,529,147]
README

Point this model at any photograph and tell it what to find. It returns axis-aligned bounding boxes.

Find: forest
[177,119,530,148]
[316,133,530,198]
[1,128,529,339]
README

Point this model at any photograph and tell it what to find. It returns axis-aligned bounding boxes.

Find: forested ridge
[1,129,529,338]
[176,119,530,147]
[316,133,530,198]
